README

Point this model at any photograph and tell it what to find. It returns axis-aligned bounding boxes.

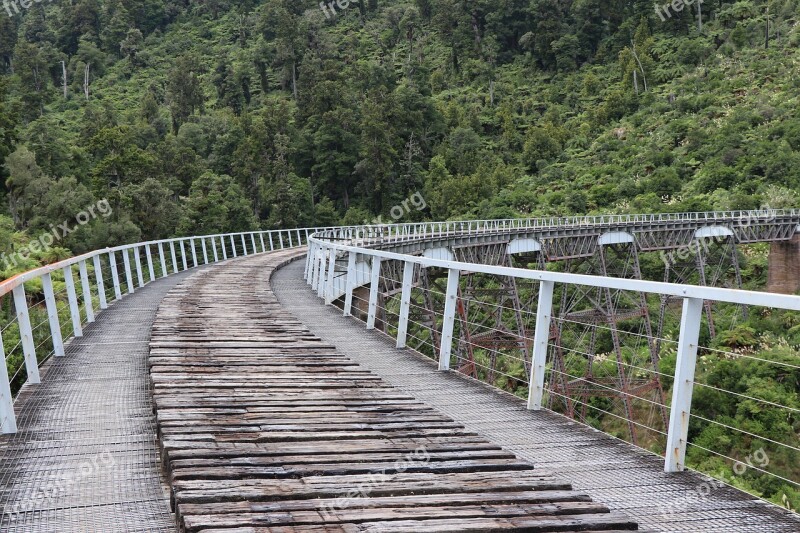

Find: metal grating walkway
[272,259,800,533]
[0,270,197,532]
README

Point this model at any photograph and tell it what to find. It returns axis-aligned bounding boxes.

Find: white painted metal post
[122,249,135,294]
[41,273,65,357]
[92,255,108,310]
[438,268,460,370]
[134,247,145,288]
[279,233,285,249]
[269,233,274,251]
[250,233,257,254]
[109,252,122,300]
[288,231,294,248]
[665,297,704,473]
[528,280,555,410]
[259,233,266,253]
[145,245,156,282]
[230,235,237,257]
[396,261,414,348]
[0,329,17,434]
[212,237,219,262]
[201,238,209,264]
[158,243,168,278]
[324,251,336,304]
[296,229,302,246]
[63,265,83,337]
[241,234,248,255]
[78,260,95,323]
[343,252,357,317]
[367,257,381,330]
[317,250,328,298]
[221,236,228,260]
[12,285,40,384]
[180,240,188,270]
[304,243,312,281]
[190,239,198,267]
[169,242,179,273]
[311,247,322,290]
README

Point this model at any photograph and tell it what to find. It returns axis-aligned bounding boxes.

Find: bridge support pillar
[767,234,800,294]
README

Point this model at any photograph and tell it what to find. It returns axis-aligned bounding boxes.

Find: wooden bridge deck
[150,249,640,532]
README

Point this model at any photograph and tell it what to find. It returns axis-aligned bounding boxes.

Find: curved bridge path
[152,250,638,532]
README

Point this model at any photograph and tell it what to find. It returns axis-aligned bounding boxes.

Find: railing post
[324,250,336,304]
[145,245,156,282]
[312,247,324,290]
[158,243,168,278]
[367,257,381,330]
[169,242,179,273]
[665,297,703,473]
[109,252,122,300]
[201,238,209,264]
[396,261,414,349]
[230,235,237,257]
[288,231,294,248]
[63,265,83,337]
[438,268,459,370]
[269,233,274,251]
[296,229,302,245]
[528,280,554,410]
[78,260,95,323]
[250,233,257,254]
[180,240,188,270]
[122,249,135,294]
[317,249,328,298]
[190,238,198,267]
[343,251,357,317]
[12,285,40,384]
[305,243,315,282]
[0,329,17,433]
[240,234,248,255]
[92,255,108,310]
[259,233,266,253]
[41,273,65,357]
[134,247,145,288]
[221,236,228,260]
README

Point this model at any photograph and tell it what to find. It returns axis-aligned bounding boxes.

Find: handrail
[306,211,800,489]
[0,225,337,434]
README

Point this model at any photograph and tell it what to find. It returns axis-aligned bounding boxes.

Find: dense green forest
[0,0,798,515]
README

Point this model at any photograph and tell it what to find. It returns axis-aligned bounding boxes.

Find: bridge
[0,212,798,531]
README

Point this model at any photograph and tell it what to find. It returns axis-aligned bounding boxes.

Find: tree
[178,172,257,235]
[167,55,204,133]
[4,146,52,228]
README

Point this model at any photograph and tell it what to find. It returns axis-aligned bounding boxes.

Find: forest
[0,0,798,515]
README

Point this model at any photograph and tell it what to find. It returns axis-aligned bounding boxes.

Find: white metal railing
[0,226,339,434]
[306,225,800,494]
[310,207,795,247]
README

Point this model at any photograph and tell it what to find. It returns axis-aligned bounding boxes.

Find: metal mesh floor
[0,272,196,533]
[272,259,800,533]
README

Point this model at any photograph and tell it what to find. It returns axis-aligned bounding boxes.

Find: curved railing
[307,212,800,513]
[0,227,336,434]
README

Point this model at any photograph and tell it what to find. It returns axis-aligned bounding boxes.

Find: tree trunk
[61,61,67,99]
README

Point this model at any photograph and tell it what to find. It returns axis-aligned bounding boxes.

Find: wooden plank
[150,250,638,533]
